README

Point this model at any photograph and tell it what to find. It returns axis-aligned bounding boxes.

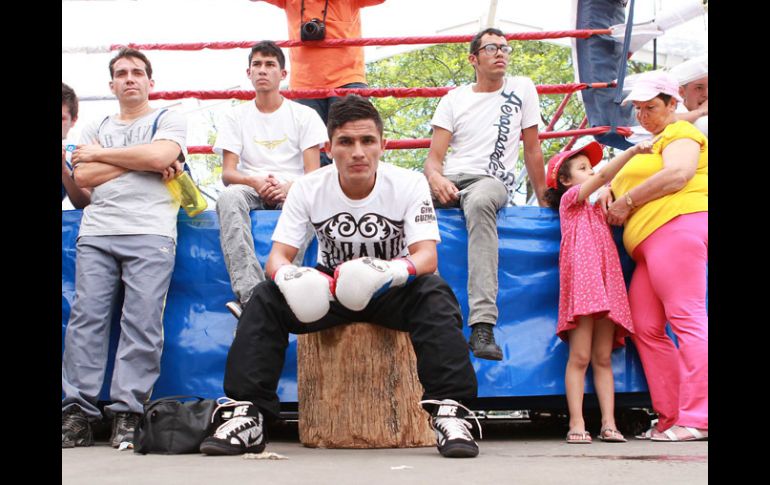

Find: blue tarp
[62,208,649,405]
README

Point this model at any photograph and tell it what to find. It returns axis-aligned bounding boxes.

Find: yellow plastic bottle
[166,171,208,217]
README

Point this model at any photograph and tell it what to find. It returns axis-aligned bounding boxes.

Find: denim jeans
[434,174,508,326]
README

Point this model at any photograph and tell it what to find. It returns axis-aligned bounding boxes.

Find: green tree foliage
[366,40,589,172]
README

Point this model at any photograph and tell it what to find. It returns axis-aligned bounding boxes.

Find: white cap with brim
[621,70,684,105]
[669,54,708,85]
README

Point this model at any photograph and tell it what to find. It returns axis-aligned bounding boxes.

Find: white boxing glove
[273,265,335,323]
[333,257,416,311]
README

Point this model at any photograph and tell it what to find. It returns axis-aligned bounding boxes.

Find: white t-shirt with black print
[272,162,441,270]
[213,98,328,184]
[431,76,541,201]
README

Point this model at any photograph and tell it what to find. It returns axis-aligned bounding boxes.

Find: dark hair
[656,93,673,104]
[248,41,285,69]
[109,47,153,79]
[543,154,581,211]
[470,27,506,54]
[62,82,78,120]
[327,95,384,139]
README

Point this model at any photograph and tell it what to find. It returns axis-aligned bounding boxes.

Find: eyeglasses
[474,43,513,55]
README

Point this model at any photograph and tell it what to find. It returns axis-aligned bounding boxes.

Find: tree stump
[297,323,435,448]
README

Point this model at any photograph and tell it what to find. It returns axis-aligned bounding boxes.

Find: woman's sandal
[566,430,592,444]
[651,425,708,442]
[598,427,627,442]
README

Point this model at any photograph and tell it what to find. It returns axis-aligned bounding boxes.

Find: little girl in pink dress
[543,139,652,444]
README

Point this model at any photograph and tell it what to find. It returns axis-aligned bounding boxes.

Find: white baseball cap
[669,55,708,85]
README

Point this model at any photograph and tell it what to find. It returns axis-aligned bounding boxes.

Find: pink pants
[629,212,708,431]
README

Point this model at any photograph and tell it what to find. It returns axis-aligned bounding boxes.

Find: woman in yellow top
[606,70,708,442]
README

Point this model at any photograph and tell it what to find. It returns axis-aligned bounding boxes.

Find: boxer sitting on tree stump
[200,95,481,459]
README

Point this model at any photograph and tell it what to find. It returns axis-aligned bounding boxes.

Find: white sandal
[651,425,708,442]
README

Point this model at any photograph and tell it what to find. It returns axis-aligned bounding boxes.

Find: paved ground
[62,421,707,484]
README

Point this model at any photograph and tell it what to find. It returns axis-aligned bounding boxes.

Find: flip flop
[651,425,708,442]
[566,430,592,444]
[598,427,627,443]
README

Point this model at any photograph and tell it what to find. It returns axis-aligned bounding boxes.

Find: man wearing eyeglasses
[424,28,546,361]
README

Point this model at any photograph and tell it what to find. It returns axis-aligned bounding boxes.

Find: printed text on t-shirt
[312,212,407,269]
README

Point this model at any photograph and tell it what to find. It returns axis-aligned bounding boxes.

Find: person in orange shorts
[252,0,386,165]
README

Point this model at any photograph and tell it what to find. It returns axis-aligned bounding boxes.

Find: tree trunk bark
[297,323,435,448]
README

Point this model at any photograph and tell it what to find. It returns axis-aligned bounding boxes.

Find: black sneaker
[200,399,266,455]
[62,406,93,448]
[226,301,243,319]
[468,323,503,360]
[110,412,141,448]
[420,399,480,458]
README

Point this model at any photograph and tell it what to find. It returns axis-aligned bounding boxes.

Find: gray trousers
[62,234,176,419]
[434,174,508,326]
[216,184,308,305]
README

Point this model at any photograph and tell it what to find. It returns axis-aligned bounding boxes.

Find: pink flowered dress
[556,185,633,348]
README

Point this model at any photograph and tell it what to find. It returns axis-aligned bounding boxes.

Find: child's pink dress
[556,185,633,348]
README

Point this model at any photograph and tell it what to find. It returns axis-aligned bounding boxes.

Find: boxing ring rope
[67,29,631,158]
[187,126,631,155]
[83,29,612,53]
[149,82,616,102]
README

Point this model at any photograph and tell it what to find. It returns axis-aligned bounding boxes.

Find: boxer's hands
[333,257,416,311]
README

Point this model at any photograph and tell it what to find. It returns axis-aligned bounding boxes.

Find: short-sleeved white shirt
[431,76,541,199]
[214,98,328,183]
[272,163,440,270]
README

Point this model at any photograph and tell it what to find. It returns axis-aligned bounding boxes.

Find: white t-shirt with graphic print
[213,98,328,183]
[431,76,541,198]
[272,162,441,270]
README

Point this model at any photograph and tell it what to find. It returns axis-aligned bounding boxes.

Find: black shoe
[468,323,503,360]
[110,412,141,448]
[62,406,94,448]
[420,399,480,458]
[226,301,243,319]
[200,399,266,455]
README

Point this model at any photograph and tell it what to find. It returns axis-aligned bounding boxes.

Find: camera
[300,18,326,41]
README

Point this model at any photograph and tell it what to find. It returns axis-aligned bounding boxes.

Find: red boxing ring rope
[150,83,616,101]
[111,29,611,52]
[186,127,631,154]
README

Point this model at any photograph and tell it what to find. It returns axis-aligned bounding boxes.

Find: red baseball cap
[546,141,604,189]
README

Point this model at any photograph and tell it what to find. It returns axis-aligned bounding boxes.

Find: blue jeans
[295,82,368,166]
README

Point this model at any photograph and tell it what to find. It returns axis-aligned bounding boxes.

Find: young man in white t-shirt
[424,28,546,361]
[214,41,328,318]
[200,95,480,459]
